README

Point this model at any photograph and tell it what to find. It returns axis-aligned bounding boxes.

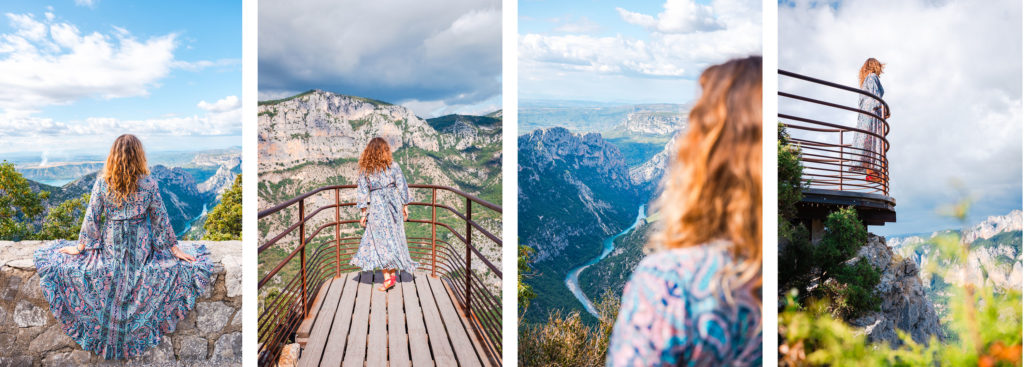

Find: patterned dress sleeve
[606,258,688,366]
[147,183,178,251]
[862,73,884,116]
[393,163,411,205]
[76,178,106,250]
[356,172,370,210]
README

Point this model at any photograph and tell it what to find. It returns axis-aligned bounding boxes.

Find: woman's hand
[171,246,197,263]
[360,215,367,227]
[58,246,81,255]
[403,206,409,221]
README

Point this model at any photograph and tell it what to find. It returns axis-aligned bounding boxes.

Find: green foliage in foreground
[778,124,815,290]
[37,193,90,240]
[519,291,620,367]
[518,244,537,317]
[0,161,49,240]
[781,202,1023,366]
[203,174,242,241]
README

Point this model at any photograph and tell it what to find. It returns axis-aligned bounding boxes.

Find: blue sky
[0,0,241,158]
[519,0,761,104]
[258,0,501,118]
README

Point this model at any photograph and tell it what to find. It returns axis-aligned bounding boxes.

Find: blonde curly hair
[653,56,762,296]
[358,137,394,174]
[102,134,149,207]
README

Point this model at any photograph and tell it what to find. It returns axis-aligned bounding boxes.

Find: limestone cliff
[847,234,944,346]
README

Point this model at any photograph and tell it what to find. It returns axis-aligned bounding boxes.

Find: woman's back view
[33,134,212,359]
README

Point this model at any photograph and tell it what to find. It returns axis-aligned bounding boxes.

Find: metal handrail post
[335,188,341,277]
[465,197,472,314]
[299,199,307,317]
[431,188,438,278]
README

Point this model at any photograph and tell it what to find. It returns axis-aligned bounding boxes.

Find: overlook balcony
[257,184,502,367]
[779,69,896,227]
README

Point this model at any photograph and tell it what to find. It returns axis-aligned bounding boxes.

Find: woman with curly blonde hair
[33,134,211,359]
[350,137,417,291]
[852,57,889,183]
[607,56,763,366]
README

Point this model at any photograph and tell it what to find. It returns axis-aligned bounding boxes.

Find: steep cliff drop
[847,234,944,346]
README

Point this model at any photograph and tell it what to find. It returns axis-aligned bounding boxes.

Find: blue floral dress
[33,176,212,359]
[851,72,885,172]
[606,242,762,366]
[349,162,419,272]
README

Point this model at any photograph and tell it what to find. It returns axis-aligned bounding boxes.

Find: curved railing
[256,184,502,366]
[779,69,891,196]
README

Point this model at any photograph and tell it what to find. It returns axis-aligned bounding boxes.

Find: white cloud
[259,0,501,111]
[197,95,240,113]
[0,12,178,112]
[779,0,1022,234]
[74,0,97,8]
[520,0,760,86]
[0,95,242,139]
[617,0,724,34]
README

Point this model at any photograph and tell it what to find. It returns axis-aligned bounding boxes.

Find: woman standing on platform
[852,57,890,183]
[350,137,418,291]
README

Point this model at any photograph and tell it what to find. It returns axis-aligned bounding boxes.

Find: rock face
[962,210,1023,244]
[889,211,1023,293]
[0,240,243,366]
[257,90,440,172]
[847,234,944,346]
[628,136,676,189]
[150,166,217,235]
[198,162,240,197]
[616,111,685,136]
[518,127,641,262]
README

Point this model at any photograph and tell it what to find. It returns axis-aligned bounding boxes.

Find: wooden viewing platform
[296,271,493,367]
[258,184,502,366]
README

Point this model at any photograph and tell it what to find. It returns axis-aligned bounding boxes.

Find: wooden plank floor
[298,271,494,367]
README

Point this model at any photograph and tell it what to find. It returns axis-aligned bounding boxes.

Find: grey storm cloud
[779,0,1022,235]
[258,0,501,107]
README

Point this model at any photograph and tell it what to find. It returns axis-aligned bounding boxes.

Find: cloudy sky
[779,0,1022,235]
[519,0,761,104]
[258,0,501,118]
[0,0,241,159]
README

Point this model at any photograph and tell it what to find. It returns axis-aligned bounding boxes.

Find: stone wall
[0,241,242,366]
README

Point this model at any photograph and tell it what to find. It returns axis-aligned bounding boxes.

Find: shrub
[518,291,620,367]
[814,207,868,275]
[828,258,882,318]
[37,193,90,240]
[203,174,242,241]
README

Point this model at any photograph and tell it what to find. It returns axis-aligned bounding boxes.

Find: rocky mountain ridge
[889,211,1023,293]
[848,234,944,346]
[613,111,685,136]
[257,90,440,172]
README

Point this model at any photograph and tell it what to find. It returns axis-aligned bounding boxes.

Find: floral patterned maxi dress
[851,72,885,173]
[33,176,212,359]
[349,162,419,273]
[606,241,762,366]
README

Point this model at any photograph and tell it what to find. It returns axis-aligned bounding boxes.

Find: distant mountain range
[22,149,241,238]
[256,89,502,294]
[518,101,686,323]
[889,210,1022,295]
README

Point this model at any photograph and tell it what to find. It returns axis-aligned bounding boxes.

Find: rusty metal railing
[256,184,502,366]
[779,69,891,195]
